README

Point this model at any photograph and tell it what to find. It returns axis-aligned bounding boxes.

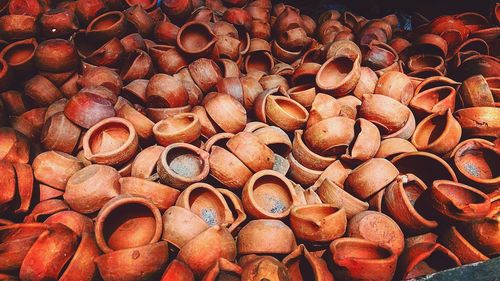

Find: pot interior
[89,122,130,155]
[435,182,486,205]
[92,13,121,31]
[3,43,35,64]
[166,146,204,178]
[414,114,447,147]
[319,57,353,86]
[273,97,307,120]
[287,255,315,280]
[457,147,498,180]
[247,52,272,73]
[403,180,425,206]
[103,202,157,250]
[334,240,392,260]
[252,175,292,215]
[393,154,454,187]
[413,86,454,111]
[188,188,227,226]
[405,248,458,279]
[156,115,194,135]
[179,24,213,53]
[410,55,442,69]
[296,205,337,220]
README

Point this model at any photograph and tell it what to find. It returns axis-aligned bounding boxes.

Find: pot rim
[158,142,210,183]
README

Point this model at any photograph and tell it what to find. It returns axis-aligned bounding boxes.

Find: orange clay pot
[439,226,489,264]
[303,117,355,157]
[156,143,210,189]
[241,256,290,281]
[0,127,30,164]
[410,85,457,117]
[204,92,247,133]
[345,158,399,200]
[341,118,381,163]
[153,113,201,146]
[282,244,334,281]
[316,54,361,96]
[290,204,346,243]
[32,150,83,191]
[227,132,274,173]
[374,71,414,105]
[119,177,180,211]
[177,21,216,58]
[317,179,369,219]
[454,107,500,138]
[146,73,189,108]
[359,94,410,135]
[238,219,296,255]
[329,237,398,281]
[130,145,164,179]
[242,170,298,219]
[209,145,253,190]
[161,206,209,249]
[459,74,495,107]
[375,138,417,159]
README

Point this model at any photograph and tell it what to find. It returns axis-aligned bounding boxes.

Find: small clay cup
[153,113,201,146]
[119,177,180,211]
[238,219,296,255]
[290,204,346,243]
[32,150,83,191]
[161,206,209,249]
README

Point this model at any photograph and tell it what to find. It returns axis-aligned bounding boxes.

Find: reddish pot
[177,21,216,58]
[459,74,495,107]
[74,33,125,68]
[241,256,290,281]
[160,259,194,281]
[410,86,457,117]
[95,194,162,253]
[0,127,30,164]
[44,211,94,237]
[23,199,70,223]
[0,15,37,41]
[209,145,253,190]
[316,54,361,96]
[120,33,146,54]
[32,150,83,191]
[375,138,417,159]
[306,93,341,128]
[58,232,100,281]
[63,164,121,214]
[75,0,108,25]
[282,244,334,281]
[39,8,79,39]
[64,89,115,129]
[162,206,209,249]
[345,158,399,200]
[86,11,127,43]
[119,177,180,211]
[342,118,381,163]
[115,98,154,140]
[8,0,47,17]
[439,226,489,265]
[188,58,223,93]
[161,0,193,23]
[303,117,355,156]
[156,143,210,189]
[204,92,247,134]
[125,5,154,37]
[238,219,296,255]
[150,45,188,75]
[11,163,33,214]
[79,66,123,97]
[119,49,153,83]
[374,71,414,105]
[227,132,274,173]
[41,112,80,154]
[130,145,164,179]
[146,73,189,108]
[34,39,79,73]
[24,75,62,106]
[290,204,346,243]
[454,107,500,138]
[359,94,410,135]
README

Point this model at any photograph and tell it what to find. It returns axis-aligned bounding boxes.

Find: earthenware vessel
[32,151,83,191]
[238,219,296,255]
[161,206,209,249]
[282,244,334,281]
[290,204,346,243]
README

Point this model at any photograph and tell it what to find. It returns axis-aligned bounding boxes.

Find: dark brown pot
[34,39,79,73]
[39,8,79,39]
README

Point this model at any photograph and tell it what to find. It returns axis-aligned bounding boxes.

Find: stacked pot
[0,0,499,280]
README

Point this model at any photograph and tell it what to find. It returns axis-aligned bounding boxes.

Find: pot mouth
[269,96,308,121]
[1,41,36,66]
[154,114,198,137]
[178,22,215,54]
[412,112,450,148]
[165,145,207,179]
[332,238,393,261]
[245,52,273,73]
[392,152,457,187]
[293,204,340,220]
[186,186,230,226]
[404,244,460,279]
[250,173,293,215]
[317,56,355,89]
[433,181,488,206]
[411,86,455,112]
[454,142,499,182]
[88,12,124,32]
[87,120,134,157]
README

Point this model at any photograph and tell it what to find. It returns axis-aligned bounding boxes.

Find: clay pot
[19,224,79,281]
[41,111,80,154]
[374,71,414,105]
[271,40,302,63]
[58,231,100,281]
[264,95,309,131]
[459,75,495,107]
[115,99,154,140]
[353,67,378,99]
[0,127,30,164]
[86,11,127,43]
[10,107,46,140]
[130,145,164,179]
[178,225,237,278]
[347,211,405,256]
[153,113,201,146]
[290,204,346,243]
[24,75,62,106]
[79,67,123,97]
[461,213,500,257]
[39,9,79,39]
[175,183,234,227]
[303,117,355,156]
[329,237,398,281]
[189,58,223,93]
[282,244,334,281]
[287,84,316,108]
[252,125,291,157]
[316,54,361,96]
[146,73,189,108]
[0,161,15,210]
[383,174,438,234]
[34,39,79,74]
[74,33,125,68]
[32,151,83,191]
[75,0,108,25]
[209,145,253,190]
[392,151,457,187]
[238,219,296,255]
[359,94,410,135]
[162,206,209,249]
[120,33,146,54]
[95,242,169,281]
[291,62,321,86]
[241,256,290,281]
[124,5,154,37]
[150,45,188,75]
[217,188,247,233]
[0,15,37,42]
[439,226,489,264]
[227,132,274,173]
[119,49,153,83]
[156,143,210,189]
[95,194,162,253]
[287,152,322,186]
[63,164,120,214]
[82,117,139,166]
[306,93,341,128]
[160,259,194,281]
[410,86,457,117]
[10,163,33,214]
[397,242,461,280]
[411,109,461,155]
[345,158,399,200]
[454,107,500,137]
[119,177,180,211]
[43,210,93,235]
[23,199,70,223]
[177,21,216,57]
[429,180,490,222]
[0,59,12,92]
[242,169,298,219]
[216,58,241,78]
[64,89,115,129]
[342,118,381,163]
[204,92,247,133]
[250,20,271,40]
[375,138,417,159]
[122,79,148,103]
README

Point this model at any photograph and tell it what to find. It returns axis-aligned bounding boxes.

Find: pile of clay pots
[0,0,499,280]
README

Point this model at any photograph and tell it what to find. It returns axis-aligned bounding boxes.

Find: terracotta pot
[289,204,346,243]
[316,54,361,96]
[454,107,500,137]
[241,256,290,281]
[19,224,79,281]
[74,33,125,68]
[353,67,378,99]
[459,74,495,107]
[63,164,120,214]
[82,117,139,166]
[162,206,209,249]
[124,5,154,37]
[0,161,15,210]
[410,85,457,117]
[119,49,153,83]
[485,77,500,101]
[177,21,216,58]
[38,9,79,39]
[286,84,316,108]
[383,174,438,234]
[175,183,234,227]
[204,132,234,152]
[375,138,417,159]
[160,259,194,281]
[217,188,247,234]
[373,71,414,105]
[291,62,321,86]
[209,145,253,190]
[342,118,380,163]
[238,219,296,255]
[188,58,223,93]
[0,15,37,41]
[23,199,70,223]
[115,99,154,140]
[204,92,247,133]
[306,93,341,128]
[216,58,241,78]
[411,109,461,155]
[439,226,489,264]
[392,151,457,187]
[8,0,47,17]
[263,95,309,132]
[41,111,80,154]
[10,107,47,140]
[75,0,108,25]
[359,94,410,135]
[271,40,302,63]
[250,20,271,40]
[282,244,334,281]
[24,75,62,106]
[461,213,500,257]
[146,73,189,108]
[178,225,237,278]
[242,169,298,219]
[329,237,398,281]
[150,46,188,75]
[44,98,67,122]
[287,152,322,186]
[153,113,201,146]
[58,232,100,281]
[303,117,355,156]
[0,127,30,164]
[309,160,351,190]
[429,180,490,222]
[157,143,210,189]
[227,132,274,173]
[32,150,83,191]
[345,158,399,200]
[130,145,164,179]
[120,33,146,54]
[64,89,115,129]
[397,242,461,280]
[119,177,180,211]
[96,241,169,281]
[252,125,291,157]
[122,79,148,104]
[86,11,127,43]
[10,163,33,214]
[95,194,162,253]
[79,67,123,97]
